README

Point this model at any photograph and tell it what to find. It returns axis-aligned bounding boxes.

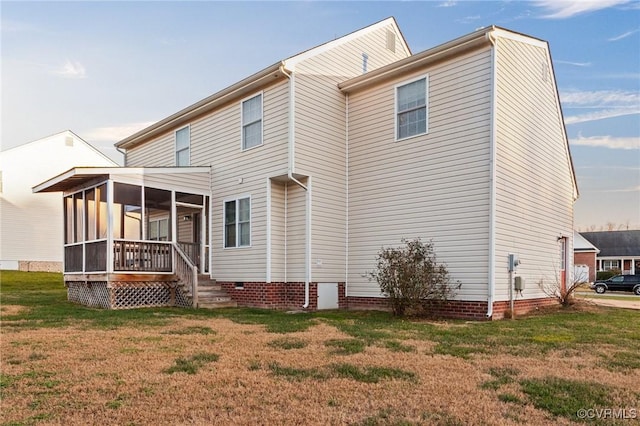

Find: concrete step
[198,300,238,309]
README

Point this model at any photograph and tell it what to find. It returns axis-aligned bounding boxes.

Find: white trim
[486,33,498,318]
[107,179,114,273]
[345,93,349,296]
[175,125,191,167]
[240,91,264,151]
[492,28,547,48]
[266,178,272,283]
[222,194,252,249]
[394,74,429,142]
[284,17,402,71]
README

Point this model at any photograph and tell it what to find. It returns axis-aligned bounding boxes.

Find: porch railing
[113,240,172,272]
[178,242,200,270]
[173,243,198,307]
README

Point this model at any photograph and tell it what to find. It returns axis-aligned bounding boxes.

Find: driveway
[576,293,640,310]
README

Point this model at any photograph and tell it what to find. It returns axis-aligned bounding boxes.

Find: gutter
[117,62,284,150]
[280,64,311,309]
[486,30,498,319]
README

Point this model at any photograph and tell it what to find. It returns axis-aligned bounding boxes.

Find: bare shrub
[368,238,460,316]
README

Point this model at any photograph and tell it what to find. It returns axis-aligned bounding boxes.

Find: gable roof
[116,17,407,151]
[574,230,600,253]
[580,230,640,257]
[1,130,116,165]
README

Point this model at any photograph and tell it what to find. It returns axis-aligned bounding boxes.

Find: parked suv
[591,275,640,295]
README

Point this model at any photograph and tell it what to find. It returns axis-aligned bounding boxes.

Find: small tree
[538,270,583,307]
[368,238,460,316]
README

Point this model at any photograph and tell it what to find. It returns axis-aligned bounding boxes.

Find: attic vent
[362,53,369,74]
[541,62,549,82]
[65,135,74,146]
[386,30,396,53]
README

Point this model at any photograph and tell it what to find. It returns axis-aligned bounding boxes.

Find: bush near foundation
[368,238,460,316]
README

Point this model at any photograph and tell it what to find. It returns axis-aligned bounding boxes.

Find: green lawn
[2,270,639,425]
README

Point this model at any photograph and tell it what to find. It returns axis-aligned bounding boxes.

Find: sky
[1,0,639,230]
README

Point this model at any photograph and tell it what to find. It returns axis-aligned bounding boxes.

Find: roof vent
[65,135,74,146]
[362,53,369,74]
[386,30,396,53]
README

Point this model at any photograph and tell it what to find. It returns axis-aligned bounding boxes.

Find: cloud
[534,0,632,18]
[84,122,157,144]
[53,60,87,79]
[561,89,640,124]
[608,28,640,41]
[555,60,592,67]
[570,134,640,150]
[561,89,639,105]
[437,1,457,7]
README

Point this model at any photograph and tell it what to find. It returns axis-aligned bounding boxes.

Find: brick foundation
[344,296,558,320]
[19,260,63,273]
[219,282,347,310]
[217,281,558,320]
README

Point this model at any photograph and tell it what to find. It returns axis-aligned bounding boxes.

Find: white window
[602,260,619,270]
[149,218,169,241]
[396,76,428,140]
[175,126,190,166]
[224,197,251,248]
[242,94,262,150]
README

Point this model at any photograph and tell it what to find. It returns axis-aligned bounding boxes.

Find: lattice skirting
[66,281,193,309]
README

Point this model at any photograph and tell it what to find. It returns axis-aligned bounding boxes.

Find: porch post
[171,191,177,244]
[107,180,114,273]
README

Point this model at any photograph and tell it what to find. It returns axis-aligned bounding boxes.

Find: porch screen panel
[64,196,73,244]
[113,183,142,240]
[145,187,172,241]
[97,184,108,239]
[74,193,84,242]
[85,188,96,241]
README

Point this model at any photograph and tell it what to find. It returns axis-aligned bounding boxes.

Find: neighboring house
[1,131,118,272]
[580,231,640,276]
[573,230,599,283]
[35,18,577,319]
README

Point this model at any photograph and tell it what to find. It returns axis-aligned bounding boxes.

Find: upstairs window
[396,76,428,140]
[175,126,190,166]
[224,197,251,248]
[242,94,263,150]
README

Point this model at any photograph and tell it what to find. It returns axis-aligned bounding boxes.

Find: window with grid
[224,197,250,248]
[242,94,262,150]
[396,76,428,140]
[175,126,190,166]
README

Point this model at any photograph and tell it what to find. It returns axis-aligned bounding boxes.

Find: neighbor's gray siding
[347,47,494,300]
[493,36,575,301]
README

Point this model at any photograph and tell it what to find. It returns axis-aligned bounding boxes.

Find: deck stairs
[194,275,237,309]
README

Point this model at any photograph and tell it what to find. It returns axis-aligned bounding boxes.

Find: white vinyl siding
[396,76,428,140]
[0,131,116,268]
[493,37,575,302]
[347,47,493,300]
[125,79,289,282]
[242,93,263,150]
[175,126,190,166]
[293,21,410,283]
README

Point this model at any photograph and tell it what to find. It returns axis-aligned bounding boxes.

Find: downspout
[116,146,127,166]
[280,63,311,309]
[486,30,498,319]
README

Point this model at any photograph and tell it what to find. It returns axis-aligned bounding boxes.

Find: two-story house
[35,18,577,319]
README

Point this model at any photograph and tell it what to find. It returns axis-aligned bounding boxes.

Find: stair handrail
[172,242,198,307]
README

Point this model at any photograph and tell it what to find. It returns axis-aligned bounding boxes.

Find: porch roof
[33,166,211,194]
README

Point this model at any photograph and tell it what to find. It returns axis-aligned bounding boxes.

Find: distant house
[1,131,118,271]
[573,230,599,282]
[580,231,640,276]
[35,19,578,318]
